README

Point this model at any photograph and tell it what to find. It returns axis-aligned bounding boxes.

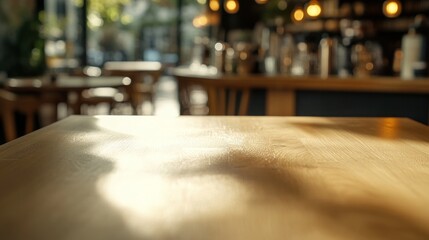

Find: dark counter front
[295,91,429,125]
[246,90,429,125]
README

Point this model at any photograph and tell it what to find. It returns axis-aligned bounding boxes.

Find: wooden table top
[104,61,163,72]
[173,68,429,94]
[0,116,429,239]
[5,76,131,93]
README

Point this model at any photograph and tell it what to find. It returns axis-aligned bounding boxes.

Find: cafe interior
[0,0,428,143]
[1,0,429,239]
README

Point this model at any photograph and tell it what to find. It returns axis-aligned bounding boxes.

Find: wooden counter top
[173,70,429,94]
[0,116,429,239]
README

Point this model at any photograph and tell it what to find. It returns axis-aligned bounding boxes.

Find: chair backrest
[102,61,163,114]
[176,76,250,116]
[0,89,18,142]
[0,89,41,142]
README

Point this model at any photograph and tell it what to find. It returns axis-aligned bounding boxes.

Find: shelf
[285,20,339,34]
[284,17,415,34]
[377,18,414,32]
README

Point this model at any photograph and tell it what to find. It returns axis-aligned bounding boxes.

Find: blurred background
[1,0,428,77]
[1,0,429,143]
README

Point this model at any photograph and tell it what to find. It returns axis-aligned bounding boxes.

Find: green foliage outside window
[0,0,46,77]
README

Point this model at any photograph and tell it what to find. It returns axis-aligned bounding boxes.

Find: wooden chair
[0,89,41,142]
[69,66,126,114]
[177,77,250,116]
[103,61,163,114]
[200,87,250,115]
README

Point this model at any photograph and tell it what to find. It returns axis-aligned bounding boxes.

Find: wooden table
[0,116,428,239]
[4,75,131,114]
[104,61,163,114]
[173,69,429,118]
[5,76,131,93]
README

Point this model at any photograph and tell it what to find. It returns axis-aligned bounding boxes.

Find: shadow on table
[0,117,142,239]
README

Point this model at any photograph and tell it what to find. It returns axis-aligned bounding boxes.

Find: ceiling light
[292,7,305,22]
[306,0,322,18]
[383,0,401,18]
[224,0,239,14]
[209,0,220,11]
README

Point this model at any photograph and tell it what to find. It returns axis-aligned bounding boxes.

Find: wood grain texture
[0,116,428,240]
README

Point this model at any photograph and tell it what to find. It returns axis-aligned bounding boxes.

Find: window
[43,0,210,69]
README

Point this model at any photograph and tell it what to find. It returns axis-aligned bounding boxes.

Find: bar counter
[174,70,429,93]
[0,115,429,239]
[173,69,429,123]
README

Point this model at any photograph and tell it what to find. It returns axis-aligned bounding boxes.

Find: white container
[401,29,425,80]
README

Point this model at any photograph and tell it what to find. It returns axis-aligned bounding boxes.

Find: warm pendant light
[292,6,305,22]
[255,0,268,4]
[383,0,402,18]
[193,13,209,28]
[224,0,239,14]
[306,0,322,18]
[209,0,220,11]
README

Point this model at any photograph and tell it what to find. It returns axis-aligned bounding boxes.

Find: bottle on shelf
[280,34,295,75]
[401,15,428,79]
[319,35,338,78]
